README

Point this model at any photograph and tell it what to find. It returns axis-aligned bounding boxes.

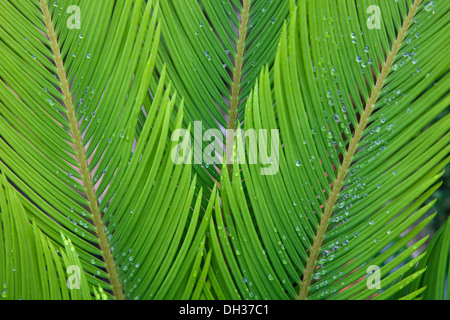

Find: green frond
[156,0,296,194]
[207,0,449,300]
[158,0,293,128]
[0,0,207,300]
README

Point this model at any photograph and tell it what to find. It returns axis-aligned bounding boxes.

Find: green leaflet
[408,217,450,300]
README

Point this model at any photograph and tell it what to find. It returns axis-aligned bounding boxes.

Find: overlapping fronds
[0,0,448,301]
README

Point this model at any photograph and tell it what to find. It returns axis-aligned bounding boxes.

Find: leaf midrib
[297,0,423,300]
[40,0,124,300]
[228,0,251,131]
[227,0,251,176]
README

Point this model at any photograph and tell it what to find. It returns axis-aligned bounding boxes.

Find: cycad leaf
[208,0,449,300]
[159,0,293,128]
[0,0,207,300]
[157,0,296,193]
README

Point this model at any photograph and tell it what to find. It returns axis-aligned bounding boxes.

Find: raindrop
[424,1,434,12]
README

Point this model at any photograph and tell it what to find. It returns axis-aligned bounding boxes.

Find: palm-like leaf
[158,0,293,128]
[156,0,295,193]
[0,0,210,300]
[207,0,449,300]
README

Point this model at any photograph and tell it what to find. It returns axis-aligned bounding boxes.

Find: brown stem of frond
[40,0,124,300]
